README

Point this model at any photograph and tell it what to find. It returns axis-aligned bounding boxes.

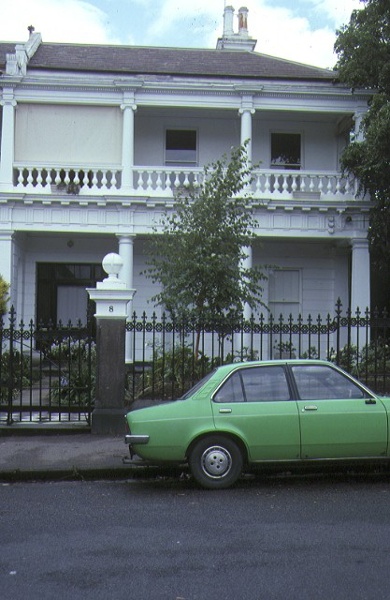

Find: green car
[125,360,390,489]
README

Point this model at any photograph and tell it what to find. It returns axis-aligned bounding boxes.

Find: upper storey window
[165,129,197,165]
[271,133,301,170]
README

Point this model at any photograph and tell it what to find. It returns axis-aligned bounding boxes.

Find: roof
[0,41,337,82]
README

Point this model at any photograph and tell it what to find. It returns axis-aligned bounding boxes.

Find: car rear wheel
[189,436,244,489]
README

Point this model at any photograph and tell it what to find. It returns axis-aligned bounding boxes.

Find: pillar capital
[0,98,17,108]
[238,107,255,116]
[116,233,136,243]
[351,237,369,250]
[120,102,137,112]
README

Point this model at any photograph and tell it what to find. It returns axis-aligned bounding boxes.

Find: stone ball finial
[102,253,123,278]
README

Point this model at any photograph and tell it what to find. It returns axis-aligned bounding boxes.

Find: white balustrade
[251,170,356,200]
[12,163,356,201]
[13,164,121,195]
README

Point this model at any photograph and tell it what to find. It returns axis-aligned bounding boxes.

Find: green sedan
[125,360,390,489]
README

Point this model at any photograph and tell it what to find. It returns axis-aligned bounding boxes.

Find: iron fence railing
[126,302,390,401]
[1,302,390,426]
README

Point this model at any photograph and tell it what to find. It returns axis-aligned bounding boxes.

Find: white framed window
[271,133,301,170]
[165,129,197,165]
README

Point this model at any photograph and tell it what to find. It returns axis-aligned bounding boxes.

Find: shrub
[0,275,9,316]
[128,345,212,400]
[0,350,31,405]
[47,339,96,406]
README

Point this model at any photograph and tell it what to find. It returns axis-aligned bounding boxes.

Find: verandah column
[0,88,16,190]
[239,96,255,161]
[350,237,370,314]
[238,97,255,355]
[120,95,137,192]
[0,232,14,307]
[117,234,136,362]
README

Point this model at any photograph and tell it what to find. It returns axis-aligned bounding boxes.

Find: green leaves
[335,0,390,92]
[145,144,265,327]
[335,0,390,268]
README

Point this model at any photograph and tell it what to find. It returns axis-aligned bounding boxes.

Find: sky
[0,0,363,69]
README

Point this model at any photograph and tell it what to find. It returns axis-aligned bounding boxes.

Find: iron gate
[0,308,95,426]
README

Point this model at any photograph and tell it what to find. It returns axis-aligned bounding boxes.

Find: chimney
[238,7,248,35]
[216,5,257,51]
[223,5,235,37]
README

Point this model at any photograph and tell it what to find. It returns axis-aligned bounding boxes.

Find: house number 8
[109,305,114,312]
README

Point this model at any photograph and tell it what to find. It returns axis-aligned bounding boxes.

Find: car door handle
[219,408,232,414]
[302,405,318,412]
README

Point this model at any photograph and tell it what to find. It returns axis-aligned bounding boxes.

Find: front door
[57,285,88,326]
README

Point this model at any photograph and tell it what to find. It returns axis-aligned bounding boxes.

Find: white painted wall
[134,110,240,167]
[253,116,342,170]
[17,103,343,172]
[253,240,349,318]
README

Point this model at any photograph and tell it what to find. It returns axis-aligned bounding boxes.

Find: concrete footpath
[0,430,163,482]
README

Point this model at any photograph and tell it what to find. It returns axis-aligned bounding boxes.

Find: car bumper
[125,434,150,445]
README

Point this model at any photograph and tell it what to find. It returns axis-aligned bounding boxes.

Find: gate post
[87,253,135,435]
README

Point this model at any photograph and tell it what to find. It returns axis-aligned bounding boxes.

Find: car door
[211,365,300,461]
[291,364,387,459]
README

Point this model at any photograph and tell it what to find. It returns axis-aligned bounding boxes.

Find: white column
[241,245,253,321]
[350,238,370,313]
[120,99,137,192]
[117,234,135,288]
[239,105,254,162]
[0,232,14,310]
[0,89,16,189]
[117,234,136,362]
[353,109,365,143]
[236,245,253,357]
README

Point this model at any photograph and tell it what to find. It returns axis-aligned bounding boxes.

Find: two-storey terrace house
[0,7,371,330]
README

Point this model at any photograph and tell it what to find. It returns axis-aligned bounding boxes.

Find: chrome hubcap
[201,445,232,479]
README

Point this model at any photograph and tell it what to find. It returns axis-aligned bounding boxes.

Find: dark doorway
[36,263,105,325]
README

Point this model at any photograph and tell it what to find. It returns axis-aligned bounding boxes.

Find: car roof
[215,359,333,376]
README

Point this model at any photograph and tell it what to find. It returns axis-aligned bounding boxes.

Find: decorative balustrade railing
[252,170,357,199]
[13,164,122,194]
[12,164,358,201]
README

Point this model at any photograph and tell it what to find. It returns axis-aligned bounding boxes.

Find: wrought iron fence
[0,307,95,426]
[126,302,390,401]
[2,302,390,426]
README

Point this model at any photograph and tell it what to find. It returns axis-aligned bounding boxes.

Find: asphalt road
[1,471,390,600]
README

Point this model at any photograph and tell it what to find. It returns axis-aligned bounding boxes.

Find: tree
[145,144,266,354]
[334,0,390,286]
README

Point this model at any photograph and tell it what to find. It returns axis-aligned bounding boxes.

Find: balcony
[12,163,358,202]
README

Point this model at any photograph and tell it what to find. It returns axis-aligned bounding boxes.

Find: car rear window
[179,370,216,400]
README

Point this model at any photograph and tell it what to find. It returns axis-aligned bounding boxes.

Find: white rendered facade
[0,15,372,328]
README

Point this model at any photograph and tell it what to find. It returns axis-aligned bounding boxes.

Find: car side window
[291,365,366,400]
[214,366,291,403]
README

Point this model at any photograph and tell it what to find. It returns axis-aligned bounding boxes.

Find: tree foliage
[145,144,266,331]
[0,274,9,316]
[334,0,390,269]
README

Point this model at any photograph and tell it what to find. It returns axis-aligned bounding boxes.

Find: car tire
[188,436,244,490]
